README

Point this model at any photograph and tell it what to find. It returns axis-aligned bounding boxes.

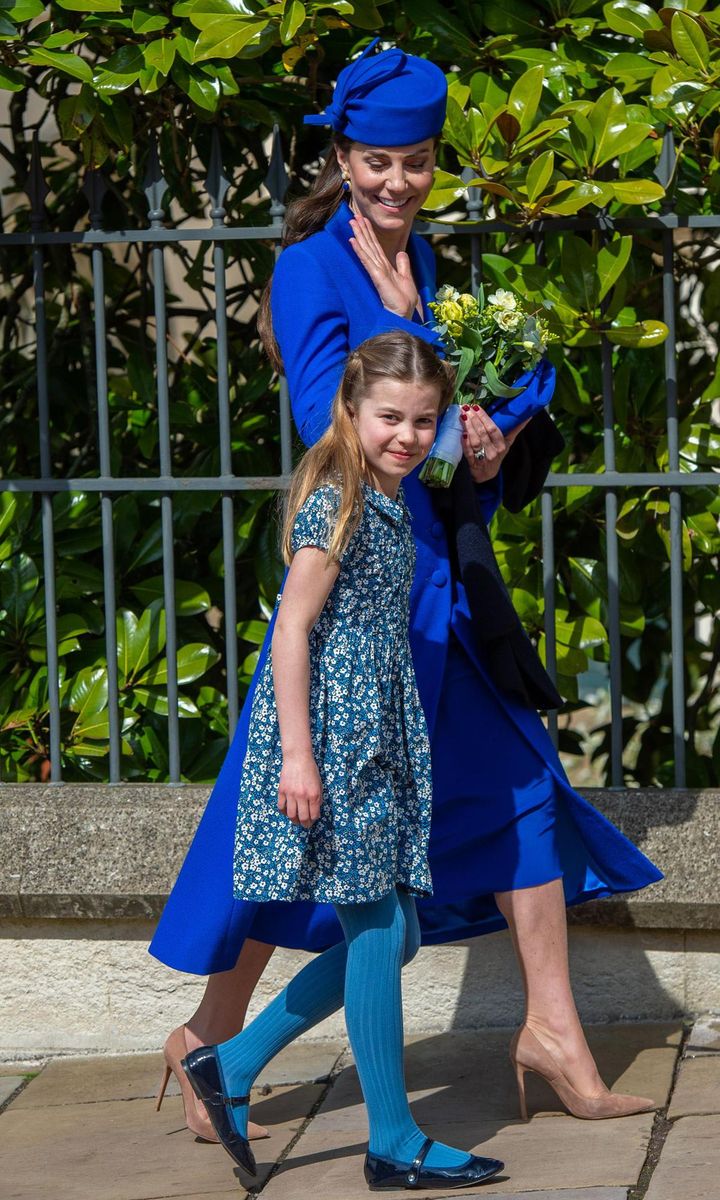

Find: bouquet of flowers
[420,284,559,488]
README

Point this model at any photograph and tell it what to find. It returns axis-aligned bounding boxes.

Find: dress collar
[361,479,407,524]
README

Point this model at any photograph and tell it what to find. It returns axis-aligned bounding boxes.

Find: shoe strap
[224,1094,250,1107]
[405,1138,433,1187]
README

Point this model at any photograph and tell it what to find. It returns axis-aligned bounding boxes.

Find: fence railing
[1,128,717,788]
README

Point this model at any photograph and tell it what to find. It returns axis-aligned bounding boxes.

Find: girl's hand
[348,213,418,320]
[461,407,531,484]
[278,751,323,829]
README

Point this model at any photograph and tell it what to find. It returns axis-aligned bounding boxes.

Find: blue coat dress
[149,201,661,974]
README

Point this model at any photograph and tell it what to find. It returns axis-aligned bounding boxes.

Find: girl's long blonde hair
[281,331,455,564]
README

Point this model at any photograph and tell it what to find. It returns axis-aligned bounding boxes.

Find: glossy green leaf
[132,8,170,32]
[0,62,23,90]
[606,319,669,347]
[137,642,220,686]
[0,0,44,18]
[58,88,98,139]
[543,180,613,214]
[55,0,122,9]
[131,687,200,717]
[68,667,108,720]
[561,234,600,312]
[129,576,211,615]
[525,149,554,203]
[421,169,468,211]
[93,46,145,96]
[597,236,632,301]
[671,10,709,70]
[280,0,305,43]
[507,65,544,135]
[603,0,663,38]
[144,38,176,75]
[236,619,269,645]
[25,49,93,83]
[193,17,266,61]
[0,554,39,627]
[608,179,665,203]
[588,87,628,169]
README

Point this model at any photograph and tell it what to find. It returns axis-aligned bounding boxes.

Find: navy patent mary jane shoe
[181,1045,257,1177]
[364,1138,504,1191]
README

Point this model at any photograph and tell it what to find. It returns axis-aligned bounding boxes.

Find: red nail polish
[462,404,470,411]
[461,433,468,440]
[472,404,480,411]
[460,412,468,421]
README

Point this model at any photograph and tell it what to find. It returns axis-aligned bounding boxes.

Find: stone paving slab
[645,1114,720,1200]
[685,1017,720,1054]
[10,1039,344,1109]
[260,1059,654,1200]
[465,1192,628,1200]
[0,1084,322,1200]
[667,1054,720,1119]
[0,1077,24,1108]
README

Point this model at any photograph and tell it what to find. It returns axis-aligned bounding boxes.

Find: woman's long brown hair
[281,331,455,565]
[258,135,352,373]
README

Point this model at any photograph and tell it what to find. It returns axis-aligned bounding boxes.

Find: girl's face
[350,377,441,498]
[336,140,436,236]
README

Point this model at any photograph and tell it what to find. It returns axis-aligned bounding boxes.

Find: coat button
[431,521,444,539]
[430,570,447,587]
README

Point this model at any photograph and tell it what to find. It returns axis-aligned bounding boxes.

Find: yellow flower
[494,310,521,332]
[440,300,464,325]
[459,293,478,314]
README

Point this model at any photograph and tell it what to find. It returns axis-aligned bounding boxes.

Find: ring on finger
[473,445,487,462]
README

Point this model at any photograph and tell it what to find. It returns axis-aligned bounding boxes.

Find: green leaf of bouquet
[525,149,554,204]
[421,169,468,211]
[603,0,663,39]
[455,344,476,393]
[597,236,632,302]
[483,360,525,398]
[605,319,669,347]
[25,49,93,83]
[608,179,665,204]
[193,17,266,61]
[671,11,709,72]
[561,234,600,313]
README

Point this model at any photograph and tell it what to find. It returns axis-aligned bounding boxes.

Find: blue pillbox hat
[304,39,447,146]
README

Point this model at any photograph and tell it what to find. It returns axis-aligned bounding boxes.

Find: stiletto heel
[509,1025,656,1121]
[156,1063,172,1112]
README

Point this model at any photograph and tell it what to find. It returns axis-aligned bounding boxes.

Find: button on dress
[232,481,433,905]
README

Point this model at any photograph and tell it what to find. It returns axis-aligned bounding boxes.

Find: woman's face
[336,139,436,236]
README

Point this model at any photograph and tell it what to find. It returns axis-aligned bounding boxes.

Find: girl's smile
[349,377,441,499]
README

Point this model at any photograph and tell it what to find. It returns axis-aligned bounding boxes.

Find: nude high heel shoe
[510,1026,656,1121]
[157,1026,270,1142]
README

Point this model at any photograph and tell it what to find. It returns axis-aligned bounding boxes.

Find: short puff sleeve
[290,486,341,557]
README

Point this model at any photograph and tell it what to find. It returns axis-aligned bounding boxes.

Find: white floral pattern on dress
[232,481,433,904]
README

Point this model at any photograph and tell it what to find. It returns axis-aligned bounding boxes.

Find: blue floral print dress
[232,481,434,905]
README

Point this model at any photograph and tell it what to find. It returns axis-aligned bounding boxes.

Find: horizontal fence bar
[0,472,716,493]
[4,211,720,248]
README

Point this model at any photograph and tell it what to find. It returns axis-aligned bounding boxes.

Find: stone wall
[1,786,718,1058]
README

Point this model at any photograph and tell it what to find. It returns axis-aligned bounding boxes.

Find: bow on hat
[304,38,407,133]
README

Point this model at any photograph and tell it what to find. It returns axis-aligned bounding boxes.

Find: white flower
[488,288,517,311]
[436,284,460,303]
[494,310,521,331]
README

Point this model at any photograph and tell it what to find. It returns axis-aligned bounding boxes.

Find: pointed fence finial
[265,125,288,221]
[462,165,481,221]
[143,138,168,227]
[82,168,109,230]
[28,133,50,231]
[206,127,231,225]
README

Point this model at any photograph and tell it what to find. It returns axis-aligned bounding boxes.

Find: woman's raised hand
[278,750,323,829]
[348,212,418,320]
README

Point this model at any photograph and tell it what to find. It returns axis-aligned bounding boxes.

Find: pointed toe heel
[181,1045,257,1177]
[364,1138,504,1191]
[157,1026,218,1142]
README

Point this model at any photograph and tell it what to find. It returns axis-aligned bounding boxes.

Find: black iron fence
[1,129,717,787]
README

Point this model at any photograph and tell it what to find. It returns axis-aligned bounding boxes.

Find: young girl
[182,331,504,1192]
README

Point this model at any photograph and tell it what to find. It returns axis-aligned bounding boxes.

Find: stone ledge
[1,785,717,928]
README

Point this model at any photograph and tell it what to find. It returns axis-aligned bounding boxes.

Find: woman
[151,41,661,1135]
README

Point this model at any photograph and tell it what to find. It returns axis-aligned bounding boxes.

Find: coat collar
[325,201,434,323]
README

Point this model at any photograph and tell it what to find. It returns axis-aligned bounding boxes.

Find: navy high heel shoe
[364,1138,504,1190]
[181,1045,257,1177]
